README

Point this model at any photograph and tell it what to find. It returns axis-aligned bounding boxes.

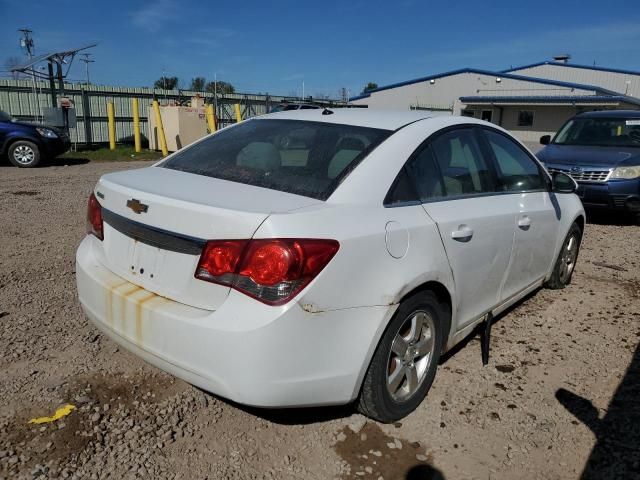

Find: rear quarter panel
[254,203,455,316]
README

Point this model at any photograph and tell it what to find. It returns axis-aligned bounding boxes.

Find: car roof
[258,108,437,131]
[575,109,640,119]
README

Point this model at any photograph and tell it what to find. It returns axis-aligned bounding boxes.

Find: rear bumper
[577,179,640,212]
[76,236,394,407]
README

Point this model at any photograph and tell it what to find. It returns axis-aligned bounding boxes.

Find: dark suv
[0,110,70,167]
[537,110,640,216]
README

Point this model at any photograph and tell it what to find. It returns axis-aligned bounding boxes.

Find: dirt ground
[1,160,639,480]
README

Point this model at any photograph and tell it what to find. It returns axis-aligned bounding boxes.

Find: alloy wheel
[13,145,35,165]
[559,234,579,284]
[386,310,436,402]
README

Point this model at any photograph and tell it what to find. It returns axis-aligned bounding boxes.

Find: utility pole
[80,53,94,85]
[214,72,218,119]
[18,28,40,122]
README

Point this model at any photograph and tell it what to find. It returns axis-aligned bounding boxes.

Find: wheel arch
[4,135,41,155]
[574,214,585,234]
[397,281,453,353]
[350,278,455,403]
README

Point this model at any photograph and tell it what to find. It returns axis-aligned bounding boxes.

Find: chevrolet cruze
[76,110,584,422]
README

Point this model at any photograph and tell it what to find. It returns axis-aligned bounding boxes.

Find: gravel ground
[1,160,639,480]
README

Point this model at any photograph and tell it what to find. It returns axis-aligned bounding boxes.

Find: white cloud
[130,0,179,33]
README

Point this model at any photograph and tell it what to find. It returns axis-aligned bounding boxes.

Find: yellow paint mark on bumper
[28,404,76,424]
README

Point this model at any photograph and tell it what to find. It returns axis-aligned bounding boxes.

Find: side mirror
[540,135,551,145]
[552,171,578,194]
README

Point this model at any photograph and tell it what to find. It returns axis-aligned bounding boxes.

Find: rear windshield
[554,117,640,148]
[161,119,391,200]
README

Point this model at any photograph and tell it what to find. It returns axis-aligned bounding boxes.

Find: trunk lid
[94,166,320,310]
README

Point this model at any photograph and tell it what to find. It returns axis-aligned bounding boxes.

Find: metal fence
[0,79,340,146]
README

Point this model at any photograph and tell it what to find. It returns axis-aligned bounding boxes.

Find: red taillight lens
[196,240,247,279]
[87,193,103,240]
[195,238,339,305]
[239,241,302,286]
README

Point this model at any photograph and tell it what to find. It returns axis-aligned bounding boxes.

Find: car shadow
[586,209,637,226]
[439,289,539,365]
[196,387,355,425]
[0,157,90,168]
[556,342,640,479]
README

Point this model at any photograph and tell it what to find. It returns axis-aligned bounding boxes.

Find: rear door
[410,127,516,328]
[479,128,559,301]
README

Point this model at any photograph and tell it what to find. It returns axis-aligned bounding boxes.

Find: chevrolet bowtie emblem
[126,198,148,214]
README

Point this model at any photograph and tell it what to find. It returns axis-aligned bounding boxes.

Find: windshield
[0,110,13,122]
[553,117,640,147]
[161,119,392,200]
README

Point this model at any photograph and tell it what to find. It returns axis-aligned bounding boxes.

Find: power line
[18,28,41,121]
[80,53,95,85]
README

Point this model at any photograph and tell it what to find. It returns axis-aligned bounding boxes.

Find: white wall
[509,64,640,99]
[350,72,598,111]
[499,106,576,143]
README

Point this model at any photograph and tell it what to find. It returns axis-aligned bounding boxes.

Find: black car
[0,110,71,167]
[537,110,640,216]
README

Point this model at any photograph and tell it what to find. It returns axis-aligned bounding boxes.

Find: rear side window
[431,129,496,196]
[483,129,545,192]
[162,119,391,200]
[404,146,445,201]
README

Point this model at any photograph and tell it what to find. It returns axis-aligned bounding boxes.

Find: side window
[404,146,445,201]
[483,129,544,192]
[431,129,496,196]
[384,168,420,206]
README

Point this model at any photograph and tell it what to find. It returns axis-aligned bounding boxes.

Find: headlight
[36,127,58,139]
[610,166,640,180]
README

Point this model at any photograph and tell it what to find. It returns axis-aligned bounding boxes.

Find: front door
[479,128,559,301]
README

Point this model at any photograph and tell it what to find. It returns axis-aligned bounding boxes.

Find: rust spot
[104,281,127,327]
[301,303,323,313]
[105,287,113,327]
[133,291,155,345]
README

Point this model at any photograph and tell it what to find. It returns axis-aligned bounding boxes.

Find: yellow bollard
[206,104,217,133]
[234,103,242,123]
[132,98,142,153]
[107,102,116,150]
[152,100,168,156]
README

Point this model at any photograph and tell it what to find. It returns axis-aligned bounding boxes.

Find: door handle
[518,216,532,230]
[451,225,474,242]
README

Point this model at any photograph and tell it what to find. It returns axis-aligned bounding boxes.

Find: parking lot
[1,159,639,479]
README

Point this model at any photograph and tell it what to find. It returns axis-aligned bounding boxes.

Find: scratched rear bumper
[75,235,390,407]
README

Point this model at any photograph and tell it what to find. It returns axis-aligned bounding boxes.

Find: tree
[154,76,179,90]
[205,80,235,95]
[190,76,206,91]
[363,82,378,93]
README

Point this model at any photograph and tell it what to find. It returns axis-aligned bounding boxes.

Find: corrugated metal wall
[508,64,640,99]
[350,72,598,111]
[0,79,329,145]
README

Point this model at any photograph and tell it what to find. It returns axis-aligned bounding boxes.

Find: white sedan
[76,110,584,422]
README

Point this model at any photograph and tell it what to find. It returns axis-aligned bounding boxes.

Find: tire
[8,140,41,168]
[358,291,446,423]
[545,222,582,289]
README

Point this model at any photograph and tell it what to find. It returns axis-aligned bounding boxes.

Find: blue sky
[1,0,638,98]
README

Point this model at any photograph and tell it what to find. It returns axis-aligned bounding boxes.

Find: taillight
[87,193,103,240]
[195,239,339,305]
